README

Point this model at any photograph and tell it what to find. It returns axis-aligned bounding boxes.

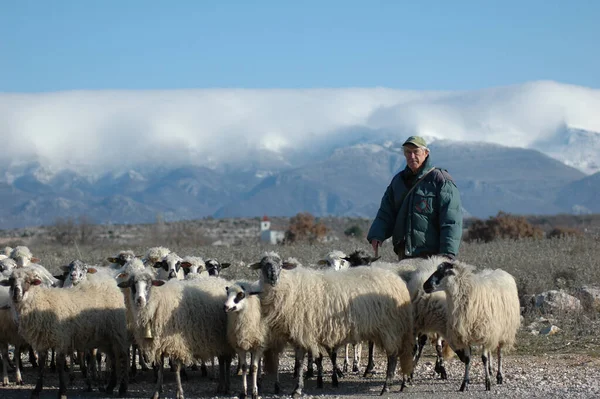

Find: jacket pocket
[413,192,435,214]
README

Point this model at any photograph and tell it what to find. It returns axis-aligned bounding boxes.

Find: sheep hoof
[251,393,259,399]
[274,382,280,394]
[485,378,491,391]
[459,380,469,391]
[379,384,390,396]
[17,380,24,386]
[497,374,503,385]
[58,394,67,399]
[292,389,302,399]
[335,367,344,378]
[305,368,314,379]
[151,392,160,399]
[200,364,208,377]
[352,364,359,373]
[176,391,184,399]
[343,363,348,372]
[317,375,323,388]
[238,391,247,399]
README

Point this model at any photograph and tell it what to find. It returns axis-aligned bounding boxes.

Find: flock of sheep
[0,244,521,399]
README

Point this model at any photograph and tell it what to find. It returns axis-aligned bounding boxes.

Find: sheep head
[250,252,297,286]
[318,250,351,270]
[153,252,183,280]
[117,271,165,308]
[224,283,250,313]
[342,249,380,267]
[205,258,231,277]
[423,261,456,293]
[0,268,44,303]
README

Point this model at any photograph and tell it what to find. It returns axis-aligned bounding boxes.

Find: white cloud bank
[1,81,600,175]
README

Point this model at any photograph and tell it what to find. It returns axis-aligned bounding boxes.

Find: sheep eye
[235,292,245,303]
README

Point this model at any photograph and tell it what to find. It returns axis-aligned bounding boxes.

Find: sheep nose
[168,271,177,279]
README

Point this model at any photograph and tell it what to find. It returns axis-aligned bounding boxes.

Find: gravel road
[1,349,599,399]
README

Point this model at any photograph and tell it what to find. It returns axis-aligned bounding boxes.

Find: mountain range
[1,81,600,228]
[0,137,598,229]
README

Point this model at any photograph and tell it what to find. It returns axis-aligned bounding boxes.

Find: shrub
[344,225,363,238]
[284,212,328,244]
[466,211,544,242]
[547,226,583,239]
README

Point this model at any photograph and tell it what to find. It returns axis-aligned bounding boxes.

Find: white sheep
[180,256,208,280]
[117,269,235,398]
[318,250,362,374]
[1,266,129,398]
[107,249,140,267]
[153,252,185,281]
[423,260,521,391]
[0,247,12,257]
[0,282,28,386]
[400,256,455,380]
[142,246,171,268]
[250,251,414,397]
[225,281,281,399]
[9,246,40,267]
[205,258,231,277]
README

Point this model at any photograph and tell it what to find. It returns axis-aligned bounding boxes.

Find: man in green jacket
[367,136,463,260]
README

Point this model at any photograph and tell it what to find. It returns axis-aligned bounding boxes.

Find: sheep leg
[2,344,9,386]
[315,354,324,388]
[306,352,314,378]
[456,346,471,391]
[152,358,164,399]
[379,354,398,395]
[343,343,350,372]
[105,354,118,394]
[496,346,503,384]
[353,342,361,373]
[250,351,262,399]
[31,350,47,399]
[29,346,39,369]
[328,347,343,386]
[293,348,301,378]
[434,337,448,380]
[7,346,16,371]
[57,352,68,399]
[363,341,375,377]
[216,354,231,394]
[482,349,491,391]
[85,350,96,392]
[292,348,305,398]
[14,345,23,385]
[236,353,243,376]
[237,350,248,399]
[200,360,208,377]
[174,360,185,399]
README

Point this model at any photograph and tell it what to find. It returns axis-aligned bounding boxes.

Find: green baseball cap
[402,135,427,149]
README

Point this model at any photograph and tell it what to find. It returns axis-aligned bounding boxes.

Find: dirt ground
[1,347,600,399]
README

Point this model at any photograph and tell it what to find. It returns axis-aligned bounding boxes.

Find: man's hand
[371,239,382,254]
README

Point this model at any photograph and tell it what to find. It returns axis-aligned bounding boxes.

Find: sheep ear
[368,256,380,263]
[31,257,40,263]
[87,267,97,274]
[152,280,166,287]
[0,304,10,310]
[248,291,261,296]
[61,265,71,272]
[282,262,297,270]
[117,280,131,288]
[221,263,230,269]
[180,262,192,269]
[153,261,164,269]
[53,275,66,281]
[107,257,118,263]
[317,260,327,265]
[249,262,262,270]
[31,279,43,286]
[135,254,143,258]
[0,279,10,286]
[117,272,129,279]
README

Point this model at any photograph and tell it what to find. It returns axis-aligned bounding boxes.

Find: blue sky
[1,0,599,92]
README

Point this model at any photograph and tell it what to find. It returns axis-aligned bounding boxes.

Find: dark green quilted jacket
[367,156,463,258]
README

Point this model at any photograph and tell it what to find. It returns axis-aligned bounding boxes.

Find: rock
[573,286,600,312]
[539,325,561,335]
[533,290,583,314]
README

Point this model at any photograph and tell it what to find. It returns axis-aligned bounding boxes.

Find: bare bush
[284,212,328,244]
[547,226,584,239]
[466,211,545,242]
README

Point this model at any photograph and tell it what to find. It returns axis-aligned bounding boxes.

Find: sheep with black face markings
[0,266,129,399]
[225,280,283,399]
[423,260,521,391]
[118,269,235,399]
[250,251,414,397]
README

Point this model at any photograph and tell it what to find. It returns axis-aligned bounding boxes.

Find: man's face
[403,144,429,173]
